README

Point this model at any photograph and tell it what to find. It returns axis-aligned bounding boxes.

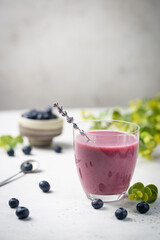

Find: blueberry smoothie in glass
[73,120,139,202]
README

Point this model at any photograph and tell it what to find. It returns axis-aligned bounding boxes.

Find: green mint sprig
[128,182,158,204]
[0,135,23,150]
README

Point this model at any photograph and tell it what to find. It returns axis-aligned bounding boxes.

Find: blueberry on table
[21,162,33,172]
[91,199,103,209]
[53,145,62,153]
[22,146,32,155]
[136,202,150,214]
[9,198,19,208]
[7,149,14,157]
[16,207,29,219]
[39,180,51,192]
[115,208,128,220]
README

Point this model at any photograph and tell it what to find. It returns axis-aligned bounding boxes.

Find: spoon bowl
[20,160,39,173]
[0,160,40,187]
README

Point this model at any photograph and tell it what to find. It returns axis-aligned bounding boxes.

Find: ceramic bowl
[19,115,63,147]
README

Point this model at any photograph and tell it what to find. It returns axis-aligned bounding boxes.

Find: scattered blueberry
[21,162,33,172]
[136,202,150,214]
[39,180,51,192]
[7,149,14,157]
[115,208,128,220]
[16,207,29,219]
[91,199,103,209]
[53,145,62,153]
[22,146,32,155]
[9,198,19,208]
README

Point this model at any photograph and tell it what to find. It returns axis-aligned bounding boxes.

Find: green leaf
[0,135,23,150]
[132,188,139,194]
[147,189,158,204]
[137,191,143,198]
[128,194,136,200]
[15,135,23,144]
[128,182,158,203]
[132,182,144,191]
[144,187,152,197]
[146,184,158,194]
[128,186,134,195]
[9,139,17,149]
[142,193,149,202]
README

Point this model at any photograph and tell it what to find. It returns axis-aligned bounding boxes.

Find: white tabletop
[0,109,160,240]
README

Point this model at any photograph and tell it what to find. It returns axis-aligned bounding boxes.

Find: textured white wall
[0,0,160,110]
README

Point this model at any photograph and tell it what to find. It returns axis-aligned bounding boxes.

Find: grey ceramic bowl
[19,116,63,147]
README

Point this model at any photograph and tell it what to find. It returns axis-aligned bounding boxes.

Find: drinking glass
[73,120,140,202]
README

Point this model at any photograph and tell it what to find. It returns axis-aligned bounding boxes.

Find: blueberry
[22,146,32,155]
[7,149,14,156]
[136,202,150,214]
[45,106,52,115]
[22,113,30,118]
[50,114,58,119]
[91,199,103,209]
[43,112,50,120]
[16,207,29,219]
[28,109,38,119]
[21,162,33,172]
[39,180,50,192]
[9,198,19,208]
[53,145,62,153]
[115,208,128,220]
[36,112,44,120]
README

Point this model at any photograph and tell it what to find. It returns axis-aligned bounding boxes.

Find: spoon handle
[0,171,23,187]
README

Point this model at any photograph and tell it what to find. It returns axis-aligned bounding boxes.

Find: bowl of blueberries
[19,107,63,147]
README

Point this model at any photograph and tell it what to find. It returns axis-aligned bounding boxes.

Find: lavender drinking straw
[53,103,90,141]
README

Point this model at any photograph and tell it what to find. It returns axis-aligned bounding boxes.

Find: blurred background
[0,0,160,110]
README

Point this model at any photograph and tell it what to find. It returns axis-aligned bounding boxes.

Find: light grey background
[0,0,160,110]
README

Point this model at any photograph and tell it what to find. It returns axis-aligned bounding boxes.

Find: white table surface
[0,109,160,240]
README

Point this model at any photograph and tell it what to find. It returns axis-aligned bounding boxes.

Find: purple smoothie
[74,130,139,195]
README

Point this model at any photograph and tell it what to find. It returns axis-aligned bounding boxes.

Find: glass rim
[74,119,140,136]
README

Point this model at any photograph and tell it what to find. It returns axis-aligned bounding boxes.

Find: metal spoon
[0,160,39,187]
